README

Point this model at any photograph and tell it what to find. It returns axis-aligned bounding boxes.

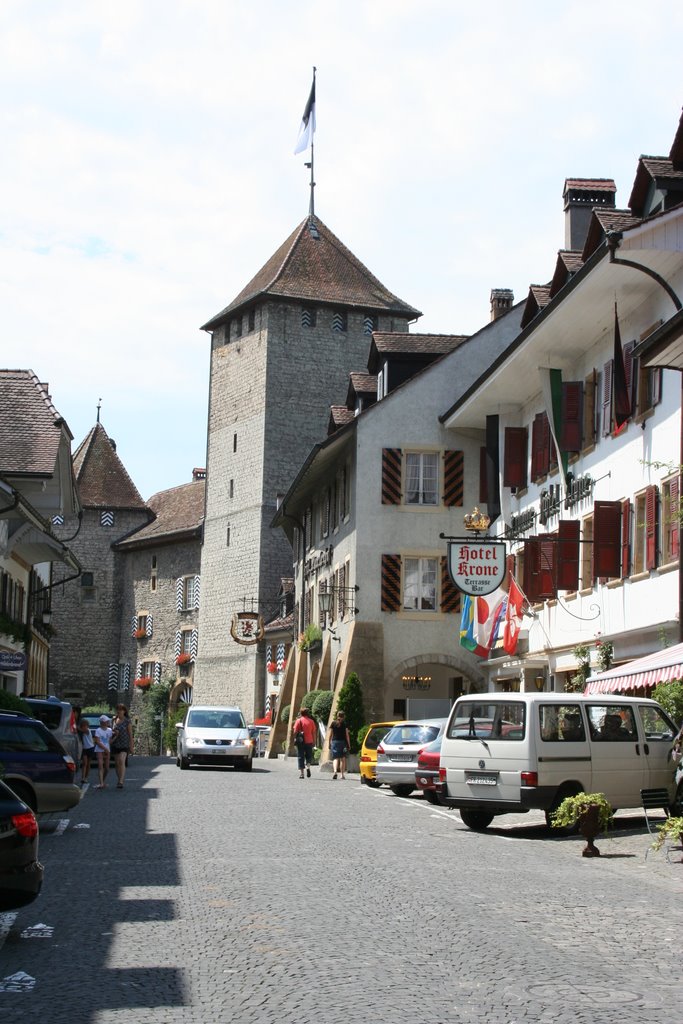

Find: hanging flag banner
[448,539,507,596]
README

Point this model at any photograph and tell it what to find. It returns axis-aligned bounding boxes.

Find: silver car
[375,719,446,797]
[176,706,254,771]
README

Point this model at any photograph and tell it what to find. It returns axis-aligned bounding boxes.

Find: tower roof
[73,423,148,511]
[201,215,422,330]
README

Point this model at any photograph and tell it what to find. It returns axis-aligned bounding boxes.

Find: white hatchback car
[176,706,254,771]
[375,719,446,797]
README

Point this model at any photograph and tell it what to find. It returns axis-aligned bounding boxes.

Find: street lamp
[41,609,52,627]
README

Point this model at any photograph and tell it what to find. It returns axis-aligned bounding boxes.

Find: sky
[1,1,682,500]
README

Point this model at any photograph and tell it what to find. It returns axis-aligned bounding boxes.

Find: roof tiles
[73,424,148,510]
[117,478,205,547]
[0,369,69,476]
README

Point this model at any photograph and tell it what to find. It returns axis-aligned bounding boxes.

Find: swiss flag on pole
[503,575,525,655]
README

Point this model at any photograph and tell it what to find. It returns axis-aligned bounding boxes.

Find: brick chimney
[563,179,616,251]
[490,289,514,321]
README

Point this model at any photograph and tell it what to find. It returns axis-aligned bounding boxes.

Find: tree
[336,672,365,753]
[652,680,683,727]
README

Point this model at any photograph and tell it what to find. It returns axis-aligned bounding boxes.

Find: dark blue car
[0,712,81,814]
[0,778,43,909]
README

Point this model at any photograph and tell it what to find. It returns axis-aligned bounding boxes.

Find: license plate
[390,753,414,762]
[466,773,498,785]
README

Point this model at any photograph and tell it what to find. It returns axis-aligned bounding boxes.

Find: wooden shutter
[651,367,663,407]
[531,414,550,479]
[556,520,580,591]
[621,499,631,578]
[670,479,680,561]
[440,556,461,614]
[443,450,464,507]
[108,663,119,692]
[381,554,401,612]
[503,428,528,489]
[479,447,488,503]
[176,577,183,612]
[381,448,402,505]
[131,614,138,637]
[175,630,182,658]
[602,360,613,436]
[623,341,635,415]
[145,613,153,638]
[593,501,621,579]
[560,382,583,452]
[523,537,555,601]
[645,485,658,570]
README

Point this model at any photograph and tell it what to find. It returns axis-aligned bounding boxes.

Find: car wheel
[459,808,494,831]
[179,756,190,770]
[241,758,253,773]
[424,790,440,805]
[6,781,37,812]
[364,778,381,789]
[389,784,414,798]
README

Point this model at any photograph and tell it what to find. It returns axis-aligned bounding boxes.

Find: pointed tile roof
[116,478,205,548]
[73,423,148,510]
[201,215,422,330]
[0,369,72,476]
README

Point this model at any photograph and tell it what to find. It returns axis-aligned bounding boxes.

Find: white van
[439,693,679,831]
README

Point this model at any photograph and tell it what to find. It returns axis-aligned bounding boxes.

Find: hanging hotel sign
[447,539,507,597]
[230,611,265,647]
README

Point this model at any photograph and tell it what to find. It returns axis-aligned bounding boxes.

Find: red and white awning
[584,642,683,694]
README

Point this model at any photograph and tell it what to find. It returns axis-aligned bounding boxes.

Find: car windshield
[187,710,245,729]
[448,702,525,740]
[383,724,441,745]
[363,726,393,750]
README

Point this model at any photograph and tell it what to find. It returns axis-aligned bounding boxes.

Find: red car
[414,736,444,805]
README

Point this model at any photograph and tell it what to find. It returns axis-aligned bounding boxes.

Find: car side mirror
[175,722,184,730]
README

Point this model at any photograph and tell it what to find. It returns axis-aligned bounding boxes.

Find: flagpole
[308,67,316,219]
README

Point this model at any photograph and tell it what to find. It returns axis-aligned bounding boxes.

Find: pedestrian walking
[329,710,351,780]
[110,704,134,789]
[78,716,96,785]
[94,715,113,789]
[292,707,316,779]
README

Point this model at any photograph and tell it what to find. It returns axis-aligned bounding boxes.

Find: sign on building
[447,540,507,596]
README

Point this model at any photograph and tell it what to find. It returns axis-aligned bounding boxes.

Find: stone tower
[194,214,421,718]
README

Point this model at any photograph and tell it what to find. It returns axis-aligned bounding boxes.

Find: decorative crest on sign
[230,611,265,647]
[463,507,491,533]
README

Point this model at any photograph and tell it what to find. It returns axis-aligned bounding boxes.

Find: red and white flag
[503,574,525,655]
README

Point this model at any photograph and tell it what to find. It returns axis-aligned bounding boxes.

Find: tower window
[363,314,378,335]
[332,311,347,333]
[301,307,317,328]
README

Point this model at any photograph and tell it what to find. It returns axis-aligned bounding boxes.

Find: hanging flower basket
[134,628,147,639]
[267,661,277,674]
[175,653,192,666]
[135,677,152,689]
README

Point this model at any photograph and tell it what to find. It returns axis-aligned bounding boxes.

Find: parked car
[375,719,446,797]
[0,711,81,813]
[415,735,444,804]
[23,697,79,763]
[359,721,400,787]
[0,778,43,910]
[176,706,254,771]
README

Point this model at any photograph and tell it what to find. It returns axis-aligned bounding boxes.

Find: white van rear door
[636,704,677,796]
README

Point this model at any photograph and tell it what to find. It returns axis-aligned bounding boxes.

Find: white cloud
[0,0,682,497]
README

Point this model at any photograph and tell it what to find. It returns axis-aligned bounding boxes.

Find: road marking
[72,823,90,829]
[53,819,70,836]
[20,923,53,939]
[0,971,36,992]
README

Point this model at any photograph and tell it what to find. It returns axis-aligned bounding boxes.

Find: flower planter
[579,805,602,857]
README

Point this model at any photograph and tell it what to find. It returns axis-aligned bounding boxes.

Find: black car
[0,778,43,910]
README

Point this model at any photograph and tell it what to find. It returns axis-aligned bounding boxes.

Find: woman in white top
[78,717,96,785]
[94,715,113,789]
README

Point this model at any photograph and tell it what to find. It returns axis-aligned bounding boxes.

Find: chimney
[490,289,514,321]
[192,468,206,481]
[563,178,616,251]
[109,438,117,452]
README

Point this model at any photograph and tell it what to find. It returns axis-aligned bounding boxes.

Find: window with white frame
[180,629,193,655]
[405,452,438,505]
[403,557,437,611]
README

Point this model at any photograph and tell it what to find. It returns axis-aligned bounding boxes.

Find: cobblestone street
[1,756,682,1024]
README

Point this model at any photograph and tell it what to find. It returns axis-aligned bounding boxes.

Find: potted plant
[135,676,153,690]
[134,627,147,639]
[550,792,613,857]
[267,660,277,674]
[297,623,322,652]
[175,653,192,666]
[651,816,683,859]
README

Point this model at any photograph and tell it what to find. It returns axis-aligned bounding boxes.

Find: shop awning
[584,642,683,694]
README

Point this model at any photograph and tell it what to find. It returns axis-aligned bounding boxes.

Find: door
[636,704,677,796]
[585,703,643,808]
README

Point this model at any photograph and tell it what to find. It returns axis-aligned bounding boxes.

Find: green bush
[652,680,683,727]
[163,706,186,753]
[297,623,322,651]
[336,672,365,753]
[135,682,171,755]
[82,703,114,716]
[311,690,333,724]
[0,691,30,714]
[279,703,291,724]
[300,691,318,715]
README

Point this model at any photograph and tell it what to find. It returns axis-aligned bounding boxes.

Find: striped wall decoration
[193,575,201,610]
[108,663,119,692]
[145,614,153,638]
[276,643,286,670]
[266,644,272,663]
[381,448,402,505]
[136,662,142,679]
[443,450,464,507]
[440,557,461,614]
[131,615,138,637]
[190,629,198,661]
[381,554,401,612]
[174,630,182,658]
[176,577,184,612]
[122,664,131,691]
[154,663,162,685]
[100,510,115,527]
